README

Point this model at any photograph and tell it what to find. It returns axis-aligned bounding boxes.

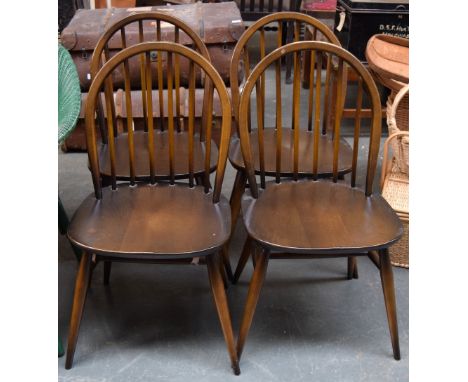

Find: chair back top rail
[90,11,210,77]
[86,42,231,203]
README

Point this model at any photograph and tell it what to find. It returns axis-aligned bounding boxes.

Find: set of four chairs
[63,11,403,375]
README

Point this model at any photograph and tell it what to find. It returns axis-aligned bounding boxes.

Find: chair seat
[242,181,403,254]
[100,131,218,180]
[68,184,231,258]
[229,128,353,176]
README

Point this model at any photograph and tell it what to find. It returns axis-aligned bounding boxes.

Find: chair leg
[353,258,359,279]
[233,236,253,284]
[103,260,112,286]
[379,248,401,360]
[251,246,257,269]
[206,254,240,375]
[65,252,93,369]
[220,246,234,283]
[219,255,229,289]
[236,249,270,360]
[347,256,359,280]
[229,170,247,236]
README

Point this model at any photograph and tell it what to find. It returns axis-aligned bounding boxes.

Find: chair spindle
[156,21,164,131]
[188,61,195,187]
[351,77,363,187]
[255,79,266,189]
[144,51,156,184]
[332,58,345,182]
[138,20,148,132]
[174,26,182,132]
[167,52,175,184]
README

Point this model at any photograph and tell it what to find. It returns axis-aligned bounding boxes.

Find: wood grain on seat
[229,128,353,176]
[68,184,231,258]
[242,181,403,254]
[100,131,218,180]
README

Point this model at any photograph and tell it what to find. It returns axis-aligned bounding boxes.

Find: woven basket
[386,87,409,174]
[389,217,409,268]
[381,160,409,268]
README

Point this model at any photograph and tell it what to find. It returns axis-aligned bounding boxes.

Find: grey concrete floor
[58,33,408,381]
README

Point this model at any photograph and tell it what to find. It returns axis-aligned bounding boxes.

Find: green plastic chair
[58,43,81,358]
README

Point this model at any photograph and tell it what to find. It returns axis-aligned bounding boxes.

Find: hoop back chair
[228,13,355,280]
[65,42,240,375]
[89,13,232,281]
[228,13,350,220]
[90,12,214,184]
[235,41,403,362]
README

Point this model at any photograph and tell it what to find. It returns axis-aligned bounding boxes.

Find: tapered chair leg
[103,260,112,286]
[219,255,229,289]
[233,236,252,284]
[206,253,240,375]
[251,246,257,269]
[379,248,401,360]
[219,170,247,284]
[220,246,234,283]
[65,252,93,369]
[237,249,270,360]
[347,256,359,279]
[229,170,247,236]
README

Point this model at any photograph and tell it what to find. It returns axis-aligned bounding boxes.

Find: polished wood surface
[66,42,238,373]
[229,129,353,176]
[68,184,231,258]
[234,42,401,362]
[241,181,402,254]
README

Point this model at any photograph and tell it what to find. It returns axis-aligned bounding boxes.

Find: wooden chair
[235,41,403,363]
[65,42,240,375]
[90,12,213,185]
[89,12,235,281]
[228,13,355,282]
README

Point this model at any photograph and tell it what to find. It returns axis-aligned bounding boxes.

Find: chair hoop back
[238,41,382,198]
[86,42,231,203]
[230,12,341,122]
[90,12,211,143]
[91,11,210,77]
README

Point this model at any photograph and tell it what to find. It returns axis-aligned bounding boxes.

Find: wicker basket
[389,216,409,268]
[381,160,409,268]
[380,85,409,269]
[386,87,409,174]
